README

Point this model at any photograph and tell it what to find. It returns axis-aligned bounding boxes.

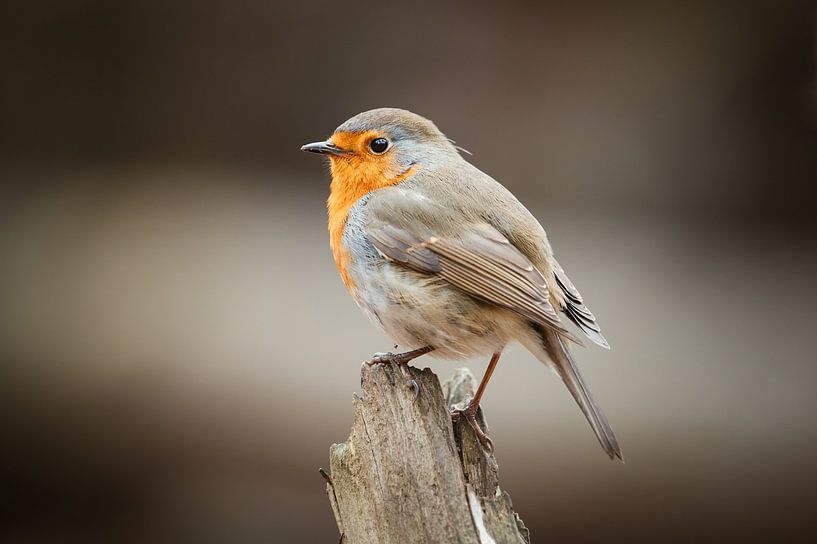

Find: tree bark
[322,362,530,544]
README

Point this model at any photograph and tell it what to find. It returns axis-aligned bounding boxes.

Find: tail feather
[528,325,623,461]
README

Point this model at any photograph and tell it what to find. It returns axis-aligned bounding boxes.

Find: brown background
[2,1,816,542]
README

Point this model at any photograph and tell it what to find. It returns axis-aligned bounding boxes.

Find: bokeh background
[2,1,816,542]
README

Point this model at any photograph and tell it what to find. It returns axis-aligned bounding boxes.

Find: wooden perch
[322,362,530,544]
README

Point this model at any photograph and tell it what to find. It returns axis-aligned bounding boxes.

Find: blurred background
[2,1,816,542]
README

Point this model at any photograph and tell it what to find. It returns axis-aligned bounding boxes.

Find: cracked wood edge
[322,363,529,544]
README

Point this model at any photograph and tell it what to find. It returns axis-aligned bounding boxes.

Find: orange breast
[326,132,415,293]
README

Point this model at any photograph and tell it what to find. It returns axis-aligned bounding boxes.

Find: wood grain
[323,363,529,544]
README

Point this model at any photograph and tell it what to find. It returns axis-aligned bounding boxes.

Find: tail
[524,324,623,461]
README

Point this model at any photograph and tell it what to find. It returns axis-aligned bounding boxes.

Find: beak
[300,140,347,156]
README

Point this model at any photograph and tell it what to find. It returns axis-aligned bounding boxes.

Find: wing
[365,219,578,341]
[552,259,609,349]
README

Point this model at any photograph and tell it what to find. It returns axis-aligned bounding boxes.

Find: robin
[301,108,622,460]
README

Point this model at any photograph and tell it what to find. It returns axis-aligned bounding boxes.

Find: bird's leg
[366,346,434,398]
[451,352,501,452]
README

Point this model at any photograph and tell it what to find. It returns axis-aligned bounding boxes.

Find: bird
[301,108,622,460]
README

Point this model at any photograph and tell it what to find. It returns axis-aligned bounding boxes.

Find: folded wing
[366,220,577,341]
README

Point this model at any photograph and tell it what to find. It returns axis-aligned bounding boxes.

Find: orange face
[327,130,407,194]
[325,130,415,292]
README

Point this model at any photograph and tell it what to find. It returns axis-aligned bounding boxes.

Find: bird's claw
[366,352,421,401]
[366,351,409,366]
[408,378,420,399]
[451,401,494,453]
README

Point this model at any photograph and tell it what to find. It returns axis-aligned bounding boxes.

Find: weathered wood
[323,363,529,544]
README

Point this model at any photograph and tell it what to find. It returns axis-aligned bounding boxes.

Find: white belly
[349,257,523,359]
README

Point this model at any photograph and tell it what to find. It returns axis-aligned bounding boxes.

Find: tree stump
[322,362,530,544]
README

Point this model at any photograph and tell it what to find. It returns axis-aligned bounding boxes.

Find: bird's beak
[300,140,348,156]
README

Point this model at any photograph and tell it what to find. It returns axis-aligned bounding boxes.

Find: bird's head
[301,108,459,197]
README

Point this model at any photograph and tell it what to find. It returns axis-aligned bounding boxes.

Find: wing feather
[366,220,577,341]
[553,259,609,348]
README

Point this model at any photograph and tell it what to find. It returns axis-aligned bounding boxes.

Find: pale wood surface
[323,363,529,544]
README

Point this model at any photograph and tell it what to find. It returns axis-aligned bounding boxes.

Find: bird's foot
[366,351,416,366]
[451,399,493,453]
[366,352,420,399]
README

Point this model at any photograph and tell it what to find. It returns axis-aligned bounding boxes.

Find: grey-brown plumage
[366,221,577,342]
[303,107,622,460]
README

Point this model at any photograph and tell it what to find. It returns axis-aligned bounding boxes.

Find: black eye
[369,137,389,154]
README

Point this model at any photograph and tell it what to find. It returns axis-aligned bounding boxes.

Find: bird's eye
[369,137,389,154]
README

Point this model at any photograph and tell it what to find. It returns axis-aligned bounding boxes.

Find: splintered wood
[323,363,529,544]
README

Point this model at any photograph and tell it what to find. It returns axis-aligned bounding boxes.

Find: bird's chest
[339,199,387,297]
[329,197,383,307]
